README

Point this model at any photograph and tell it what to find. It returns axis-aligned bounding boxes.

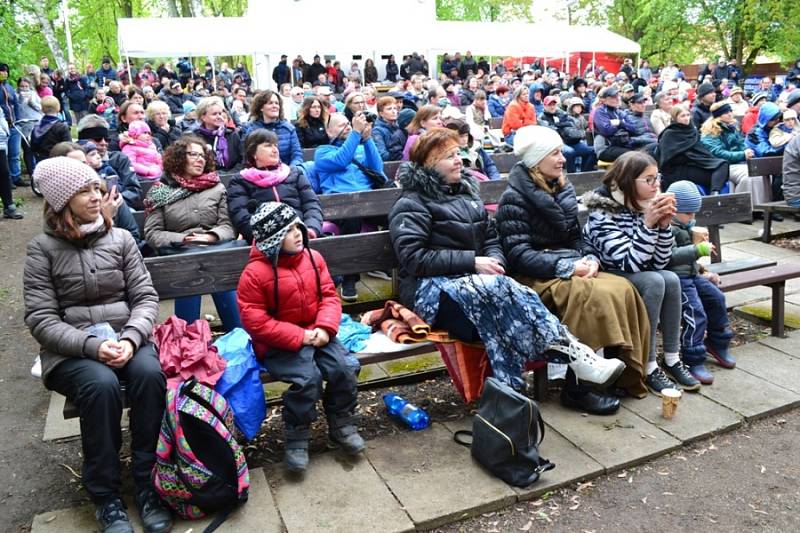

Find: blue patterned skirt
[415,274,565,390]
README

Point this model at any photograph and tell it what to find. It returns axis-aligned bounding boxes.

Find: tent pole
[592,51,596,75]
[211,57,217,91]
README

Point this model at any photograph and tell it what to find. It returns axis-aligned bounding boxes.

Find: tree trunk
[29,0,68,71]
[117,0,133,18]
[165,0,180,17]
[188,0,204,16]
[179,0,191,16]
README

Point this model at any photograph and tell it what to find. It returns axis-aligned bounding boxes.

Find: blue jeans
[174,290,242,332]
[787,196,800,208]
[679,275,732,366]
[562,141,597,172]
[7,125,21,181]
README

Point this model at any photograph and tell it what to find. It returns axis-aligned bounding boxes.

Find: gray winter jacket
[783,135,800,203]
[144,182,235,251]
[23,225,159,382]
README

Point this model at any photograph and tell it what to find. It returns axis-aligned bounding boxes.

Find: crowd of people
[11,50,800,533]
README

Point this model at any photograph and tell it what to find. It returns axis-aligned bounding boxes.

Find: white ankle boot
[547,333,626,387]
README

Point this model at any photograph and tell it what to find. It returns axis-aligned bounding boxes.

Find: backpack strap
[202,502,237,533]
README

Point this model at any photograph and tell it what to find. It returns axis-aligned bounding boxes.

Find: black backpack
[455,377,554,487]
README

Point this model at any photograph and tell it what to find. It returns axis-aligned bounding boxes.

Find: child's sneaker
[645,367,678,396]
[689,364,714,385]
[664,361,701,391]
[705,344,736,369]
[285,426,310,472]
[329,414,365,455]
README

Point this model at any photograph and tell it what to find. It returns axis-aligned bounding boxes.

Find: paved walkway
[30,220,800,531]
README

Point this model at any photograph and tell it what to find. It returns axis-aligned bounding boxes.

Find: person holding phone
[582,151,698,396]
[143,136,242,331]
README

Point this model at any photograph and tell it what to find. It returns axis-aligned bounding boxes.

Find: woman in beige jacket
[144,135,242,331]
[24,157,172,533]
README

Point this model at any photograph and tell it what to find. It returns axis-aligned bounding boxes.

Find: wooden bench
[748,156,795,242]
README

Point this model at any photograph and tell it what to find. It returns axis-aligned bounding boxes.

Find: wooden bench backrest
[144,191,752,299]
[489,117,503,129]
[303,147,317,161]
[748,156,783,177]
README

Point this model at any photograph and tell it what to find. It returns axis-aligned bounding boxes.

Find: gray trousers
[609,270,681,362]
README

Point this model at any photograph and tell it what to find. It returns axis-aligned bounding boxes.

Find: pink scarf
[240,165,291,188]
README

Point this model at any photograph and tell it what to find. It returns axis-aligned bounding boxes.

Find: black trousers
[46,343,166,505]
[0,149,14,210]
[663,162,730,194]
[337,216,388,284]
[264,338,358,428]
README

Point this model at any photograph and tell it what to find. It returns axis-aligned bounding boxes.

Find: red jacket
[741,106,760,135]
[502,100,537,137]
[237,244,341,358]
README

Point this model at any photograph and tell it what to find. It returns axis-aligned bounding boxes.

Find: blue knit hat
[666,180,702,214]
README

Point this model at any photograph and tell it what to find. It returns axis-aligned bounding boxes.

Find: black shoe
[752,211,764,220]
[96,498,134,533]
[340,281,358,302]
[664,361,701,391]
[3,206,23,219]
[285,426,311,472]
[772,212,785,222]
[136,488,173,533]
[561,387,620,415]
[14,178,31,187]
[645,367,678,397]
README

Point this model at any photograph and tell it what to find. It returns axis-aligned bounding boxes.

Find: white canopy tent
[117,4,640,88]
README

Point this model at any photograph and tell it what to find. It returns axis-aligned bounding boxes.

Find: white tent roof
[117,17,640,59]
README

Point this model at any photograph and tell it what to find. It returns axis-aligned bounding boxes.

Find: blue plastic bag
[213,328,266,441]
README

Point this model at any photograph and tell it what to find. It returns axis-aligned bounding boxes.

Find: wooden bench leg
[533,367,548,401]
[771,282,785,337]
[762,210,773,243]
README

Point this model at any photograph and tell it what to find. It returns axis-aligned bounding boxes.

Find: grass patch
[383,353,442,375]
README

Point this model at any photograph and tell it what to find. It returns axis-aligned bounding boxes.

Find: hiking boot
[340,280,358,303]
[705,344,736,369]
[560,367,620,415]
[95,497,134,533]
[645,367,678,397]
[328,414,365,455]
[285,426,311,472]
[689,364,714,385]
[547,332,626,387]
[772,212,785,222]
[664,361,701,391]
[136,488,173,533]
[3,206,23,219]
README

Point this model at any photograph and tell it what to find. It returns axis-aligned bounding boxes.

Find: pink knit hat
[33,157,101,212]
[128,120,151,137]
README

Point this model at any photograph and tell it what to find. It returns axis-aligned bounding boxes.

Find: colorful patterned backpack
[153,379,249,530]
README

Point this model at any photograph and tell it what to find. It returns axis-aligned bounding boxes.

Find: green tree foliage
[436,0,532,22]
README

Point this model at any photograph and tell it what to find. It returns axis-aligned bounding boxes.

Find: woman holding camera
[582,151,693,397]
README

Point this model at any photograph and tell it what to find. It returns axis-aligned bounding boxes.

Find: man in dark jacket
[713,58,731,82]
[272,55,291,87]
[460,52,478,79]
[441,54,453,76]
[160,81,195,116]
[538,96,596,172]
[77,115,142,209]
[0,62,23,184]
[65,63,92,122]
[622,94,658,148]
[306,55,326,85]
[477,57,491,75]
[593,86,636,162]
[96,57,117,87]
[692,83,716,129]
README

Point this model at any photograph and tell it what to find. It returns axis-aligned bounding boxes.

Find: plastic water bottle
[383,393,430,431]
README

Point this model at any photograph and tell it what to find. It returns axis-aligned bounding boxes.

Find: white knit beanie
[33,157,101,212]
[513,125,564,170]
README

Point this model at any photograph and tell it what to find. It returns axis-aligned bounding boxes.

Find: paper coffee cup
[661,388,682,419]
[692,226,709,244]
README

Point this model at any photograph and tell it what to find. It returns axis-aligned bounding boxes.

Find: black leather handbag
[454,377,555,487]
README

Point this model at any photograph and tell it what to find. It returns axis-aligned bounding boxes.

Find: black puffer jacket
[388,163,505,307]
[227,166,323,243]
[496,163,585,278]
[296,117,329,149]
[147,119,181,150]
[190,127,243,171]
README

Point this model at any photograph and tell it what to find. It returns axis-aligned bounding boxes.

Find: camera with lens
[363,112,378,124]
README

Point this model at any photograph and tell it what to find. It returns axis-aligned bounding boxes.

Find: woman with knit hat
[143,136,242,332]
[700,101,767,207]
[389,128,627,394]
[24,157,172,533]
[496,126,650,410]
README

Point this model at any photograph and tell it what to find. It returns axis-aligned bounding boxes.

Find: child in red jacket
[237,202,363,473]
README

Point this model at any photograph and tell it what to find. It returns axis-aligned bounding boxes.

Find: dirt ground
[1,185,797,532]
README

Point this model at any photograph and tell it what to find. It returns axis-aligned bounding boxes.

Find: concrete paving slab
[364,423,516,529]
[31,467,282,533]
[723,286,770,309]
[43,392,129,442]
[441,417,606,502]
[758,333,800,358]
[538,402,680,473]
[726,240,799,260]
[732,343,800,395]
[719,222,762,244]
[699,366,800,420]
[621,392,741,444]
[268,450,414,533]
[735,300,800,329]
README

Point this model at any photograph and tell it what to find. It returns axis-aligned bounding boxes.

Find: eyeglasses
[635,174,662,186]
[186,151,206,160]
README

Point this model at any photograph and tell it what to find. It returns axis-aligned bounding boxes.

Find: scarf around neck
[198,125,229,168]
[79,215,105,236]
[240,165,291,188]
[144,171,220,213]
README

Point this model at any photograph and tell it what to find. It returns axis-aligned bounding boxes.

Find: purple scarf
[198,125,229,168]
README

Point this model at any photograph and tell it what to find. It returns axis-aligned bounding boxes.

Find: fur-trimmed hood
[396,162,480,201]
[581,185,626,214]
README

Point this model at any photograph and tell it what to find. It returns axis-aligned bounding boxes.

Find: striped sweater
[581,187,674,273]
